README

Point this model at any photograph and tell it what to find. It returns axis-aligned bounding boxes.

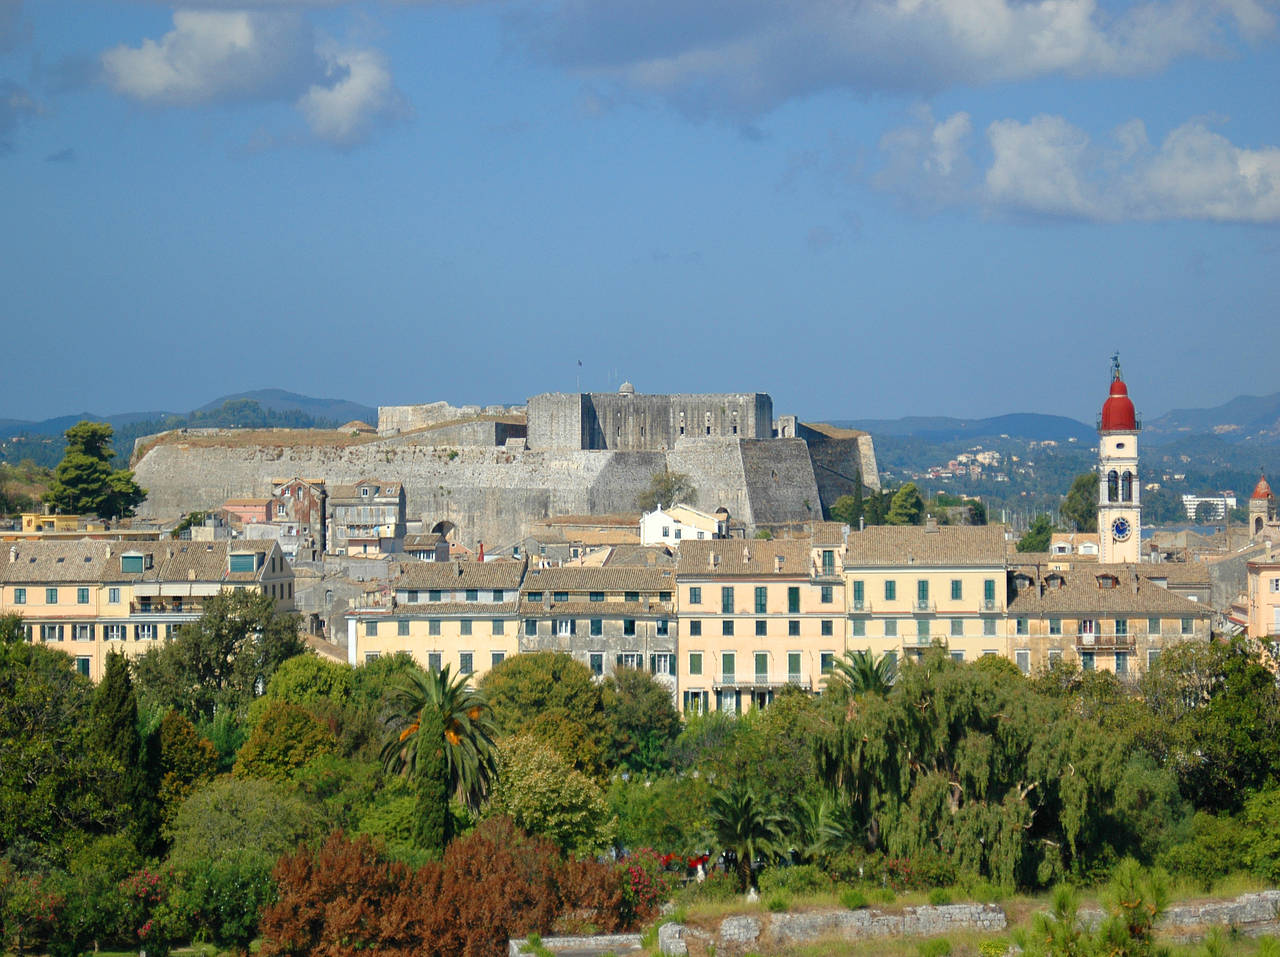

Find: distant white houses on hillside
[639,504,727,547]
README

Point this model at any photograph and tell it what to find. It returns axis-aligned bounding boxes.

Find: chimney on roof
[925,515,938,532]
[456,563,464,577]
[188,568,196,582]
[8,546,15,564]
[709,551,719,569]
[775,554,784,573]
[743,545,751,564]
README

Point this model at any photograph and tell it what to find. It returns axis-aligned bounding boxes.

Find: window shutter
[570,619,576,635]
[616,654,623,668]
[649,654,656,673]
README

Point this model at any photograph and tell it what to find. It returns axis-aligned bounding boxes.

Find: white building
[639,504,727,547]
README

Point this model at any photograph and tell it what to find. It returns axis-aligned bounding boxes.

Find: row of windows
[685,585,831,612]
[849,618,999,638]
[686,650,839,678]
[686,580,999,610]
[29,622,170,641]
[1012,647,1158,676]
[405,588,507,603]
[369,617,674,638]
[524,590,671,604]
[1014,617,1196,636]
[9,582,289,605]
[686,619,835,637]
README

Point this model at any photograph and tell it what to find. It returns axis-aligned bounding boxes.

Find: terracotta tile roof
[810,522,849,547]
[1140,561,1211,586]
[391,601,520,616]
[395,559,527,591]
[1007,564,1212,616]
[403,533,445,548]
[843,525,1006,567]
[515,599,674,617]
[601,545,677,567]
[1,541,111,583]
[677,539,814,578]
[521,565,675,593]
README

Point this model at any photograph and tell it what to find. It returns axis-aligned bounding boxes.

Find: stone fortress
[132,385,878,550]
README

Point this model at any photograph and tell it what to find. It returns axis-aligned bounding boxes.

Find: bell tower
[1098,354,1141,563]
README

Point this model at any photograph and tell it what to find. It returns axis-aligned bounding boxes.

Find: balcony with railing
[1074,631,1136,651]
[714,672,812,691]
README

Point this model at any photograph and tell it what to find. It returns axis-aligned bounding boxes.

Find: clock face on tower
[1112,517,1132,542]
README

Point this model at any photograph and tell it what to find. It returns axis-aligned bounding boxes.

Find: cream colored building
[675,528,847,714]
[842,522,1008,666]
[348,559,526,675]
[1006,562,1211,675]
[1244,550,1280,640]
[0,539,294,681]
[639,504,726,547]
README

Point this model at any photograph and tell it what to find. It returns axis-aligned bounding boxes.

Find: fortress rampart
[133,388,877,548]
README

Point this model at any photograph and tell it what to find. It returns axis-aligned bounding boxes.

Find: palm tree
[823,650,895,700]
[381,664,498,814]
[789,793,848,864]
[707,781,786,891]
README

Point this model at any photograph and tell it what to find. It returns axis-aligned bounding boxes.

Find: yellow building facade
[675,532,847,714]
[1,539,295,681]
[843,523,1008,666]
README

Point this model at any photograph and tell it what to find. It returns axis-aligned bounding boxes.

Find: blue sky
[2,0,1277,425]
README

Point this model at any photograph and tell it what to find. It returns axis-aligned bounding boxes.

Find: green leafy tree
[90,651,158,852]
[1060,472,1099,532]
[602,667,681,773]
[233,700,339,782]
[706,782,786,890]
[886,482,925,526]
[830,476,865,526]
[155,710,219,831]
[166,775,319,869]
[479,652,608,777]
[823,650,895,701]
[1017,514,1055,552]
[0,641,126,863]
[816,651,1171,888]
[609,774,710,855]
[134,589,305,722]
[43,421,145,519]
[487,735,617,856]
[382,665,499,847]
[635,469,697,512]
[968,499,988,526]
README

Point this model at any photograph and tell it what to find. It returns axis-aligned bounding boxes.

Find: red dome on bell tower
[1099,355,1137,433]
[1252,472,1272,501]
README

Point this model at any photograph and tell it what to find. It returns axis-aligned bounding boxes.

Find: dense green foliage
[10,634,1280,954]
[135,589,306,722]
[43,422,146,519]
[1061,471,1099,531]
[1018,513,1056,551]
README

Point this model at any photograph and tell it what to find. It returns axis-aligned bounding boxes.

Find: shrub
[758,864,831,897]
[555,857,627,935]
[765,892,790,912]
[927,888,952,906]
[839,887,868,910]
[169,848,277,955]
[918,939,952,957]
[0,863,62,956]
[978,939,1012,957]
[617,848,676,926]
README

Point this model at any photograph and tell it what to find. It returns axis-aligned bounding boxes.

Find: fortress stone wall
[527,392,773,451]
[133,389,878,548]
[133,436,830,549]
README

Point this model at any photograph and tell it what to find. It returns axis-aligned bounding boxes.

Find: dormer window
[229,552,260,573]
[1096,574,1118,589]
[360,487,370,497]
[121,554,144,573]
[1013,573,1034,591]
[1046,574,1065,590]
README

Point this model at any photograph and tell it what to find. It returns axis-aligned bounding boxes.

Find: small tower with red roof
[1249,471,1274,540]
[1098,354,1141,563]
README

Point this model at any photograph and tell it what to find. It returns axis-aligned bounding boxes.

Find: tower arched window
[1107,470,1119,503]
[1121,472,1133,502]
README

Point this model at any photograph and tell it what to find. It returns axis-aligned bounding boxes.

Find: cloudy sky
[2,0,1277,424]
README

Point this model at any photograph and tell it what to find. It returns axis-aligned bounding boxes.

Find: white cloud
[878,109,1280,222]
[298,47,404,146]
[100,9,404,146]
[520,0,1274,116]
[102,10,323,105]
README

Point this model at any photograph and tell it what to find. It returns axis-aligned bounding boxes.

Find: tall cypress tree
[91,651,159,849]
[414,704,450,854]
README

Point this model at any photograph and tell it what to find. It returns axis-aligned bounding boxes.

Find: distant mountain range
[0,390,379,437]
[836,392,1280,448]
[5,388,1280,448]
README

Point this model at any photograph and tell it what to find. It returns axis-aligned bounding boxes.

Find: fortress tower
[1098,355,1141,563]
